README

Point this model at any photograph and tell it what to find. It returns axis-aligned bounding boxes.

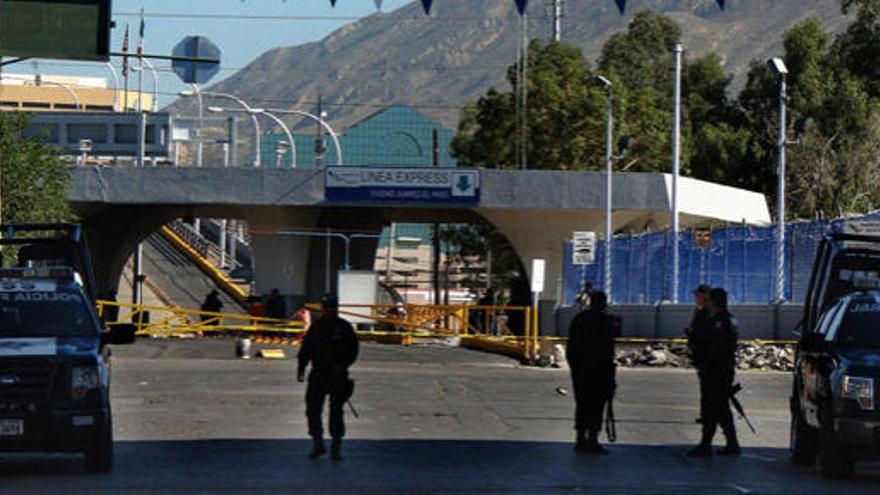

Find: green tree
[737,14,880,218]
[451,40,604,171]
[0,112,75,225]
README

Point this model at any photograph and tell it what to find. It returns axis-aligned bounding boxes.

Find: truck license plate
[0,419,24,436]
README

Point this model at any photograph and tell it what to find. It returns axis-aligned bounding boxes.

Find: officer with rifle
[298,294,359,461]
[687,287,740,457]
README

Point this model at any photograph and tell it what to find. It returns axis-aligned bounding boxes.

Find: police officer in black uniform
[566,291,617,454]
[297,294,359,461]
[685,284,712,353]
[688,287,740,457]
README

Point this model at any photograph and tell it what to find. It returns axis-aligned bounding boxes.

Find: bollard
[235,337,252,359]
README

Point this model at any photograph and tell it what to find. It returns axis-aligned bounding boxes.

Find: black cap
[321,293,339,309]
[693,284,711,296]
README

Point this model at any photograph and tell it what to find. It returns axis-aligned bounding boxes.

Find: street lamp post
[769,57,789,303]
[263,108,344,166]
[596,75,614,302]
[671,43,683,304]
[0,75,81,109]
[209,106,296,168]
[182,90,262,166]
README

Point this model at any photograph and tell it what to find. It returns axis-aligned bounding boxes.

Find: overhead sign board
[0,0,112,61]
[325,167,480,204]
[572,231,596,265]
[172,36,221,84]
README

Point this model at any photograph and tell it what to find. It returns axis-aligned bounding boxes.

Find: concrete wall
[555,303,804,340]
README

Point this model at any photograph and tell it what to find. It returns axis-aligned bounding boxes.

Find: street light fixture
[263,107,344,166]
[275,140,290,168]
[769,56,788,303]
[595,74,618,302]
[208,106,296,168]
[181,90,262,166]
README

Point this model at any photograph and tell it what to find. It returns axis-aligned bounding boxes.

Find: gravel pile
[610,343,796,371]
[542,343,796,371]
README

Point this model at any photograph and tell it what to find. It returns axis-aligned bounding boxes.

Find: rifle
[605,398,617,443]
[730,383,757,435]
[347,400,360,419]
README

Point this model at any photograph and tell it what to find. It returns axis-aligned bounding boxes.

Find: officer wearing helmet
[297,294,359,461]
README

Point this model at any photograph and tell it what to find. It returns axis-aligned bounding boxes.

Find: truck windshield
[836,302,880,348]
[0,289,98,337]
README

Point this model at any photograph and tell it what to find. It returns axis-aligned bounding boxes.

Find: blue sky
[6,0,413,106]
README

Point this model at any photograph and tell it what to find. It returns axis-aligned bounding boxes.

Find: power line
[114,11,497,22]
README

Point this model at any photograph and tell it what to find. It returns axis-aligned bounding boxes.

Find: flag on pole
[137,8,145,56]
[514,0,528,16]
[614,0,626,14]
[121,23,130,77]
[420,0,432,15]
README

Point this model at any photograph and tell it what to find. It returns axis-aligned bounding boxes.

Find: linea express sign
[325,167,480,204]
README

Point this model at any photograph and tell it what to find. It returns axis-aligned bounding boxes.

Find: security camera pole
[769,57,789,303]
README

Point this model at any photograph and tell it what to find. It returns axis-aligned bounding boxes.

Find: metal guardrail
[159,225,248,302]
[97,300,304,336]
[307,303,542,361]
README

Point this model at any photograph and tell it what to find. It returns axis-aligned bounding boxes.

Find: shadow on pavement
[0,439,878,494]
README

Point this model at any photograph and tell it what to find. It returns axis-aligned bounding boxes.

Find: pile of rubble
[546,343,796,371]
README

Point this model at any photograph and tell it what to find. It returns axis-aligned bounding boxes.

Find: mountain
[168,0,851,133]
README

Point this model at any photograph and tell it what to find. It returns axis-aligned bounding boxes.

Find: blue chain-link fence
[563,215,873,305]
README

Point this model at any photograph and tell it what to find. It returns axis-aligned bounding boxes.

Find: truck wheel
[790,410,818,466]
[817,432,854,479]
[85,419,114,473]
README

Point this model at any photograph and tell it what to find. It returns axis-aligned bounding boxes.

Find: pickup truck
[0,224,135,472]
[790,232,880,478]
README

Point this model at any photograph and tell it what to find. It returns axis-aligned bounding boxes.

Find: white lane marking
[730,484,755,495]
[743,453,778,462]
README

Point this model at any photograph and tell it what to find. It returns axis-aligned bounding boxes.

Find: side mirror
[799,332,828,353]
[102,323,137,346]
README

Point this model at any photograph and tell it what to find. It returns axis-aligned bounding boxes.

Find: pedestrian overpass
[69,165,770,308]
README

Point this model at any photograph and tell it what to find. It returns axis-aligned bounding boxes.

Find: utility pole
[315,94,326,168]
[432,129,442,306]
[547,0,564,42]
[518,11,529,170]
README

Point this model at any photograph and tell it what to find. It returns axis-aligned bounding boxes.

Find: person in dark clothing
[685,284,712,356]
[200,290,223,325]
[685,284,712,425]
[265,288,287,320]
[566,291,617,454]
[688,287,740,457]
[297,294,359,461]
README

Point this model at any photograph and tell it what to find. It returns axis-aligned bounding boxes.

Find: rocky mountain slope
[169,0,851,132]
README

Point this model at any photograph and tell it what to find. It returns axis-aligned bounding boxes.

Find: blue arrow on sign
[172,36,221,85]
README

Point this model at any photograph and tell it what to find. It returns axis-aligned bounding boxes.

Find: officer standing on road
[297,294,359,461]
[566,291,617,454]
[685,284,711,352]
[688,287,740,457]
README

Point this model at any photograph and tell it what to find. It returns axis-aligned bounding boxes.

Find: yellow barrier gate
[307,303,542,361]
[96,300,546,361]
[96,300,305,338]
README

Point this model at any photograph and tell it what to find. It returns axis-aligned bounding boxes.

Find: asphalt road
[1,339,879,494]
